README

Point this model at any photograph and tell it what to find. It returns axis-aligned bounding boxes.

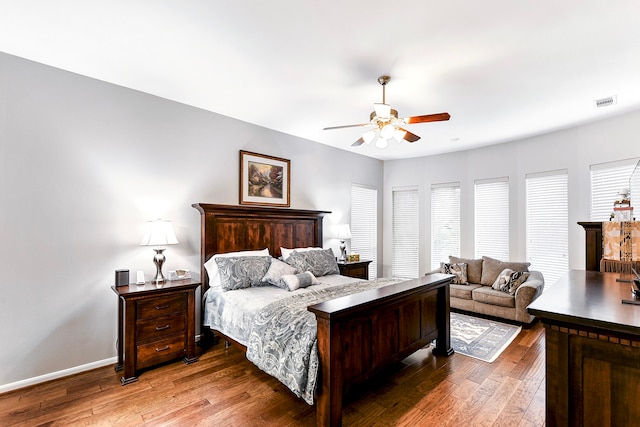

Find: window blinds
[590,158,639,221]
[351,184,377,279]
[475,177,509,260]
[431,183,461,270]
[392,186,419,278]
[526,170,568,286]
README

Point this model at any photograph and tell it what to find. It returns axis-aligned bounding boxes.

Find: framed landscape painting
[239,150,290,207]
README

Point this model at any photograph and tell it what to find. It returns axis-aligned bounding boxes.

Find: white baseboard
[1,334,202,394]
[0,357,117,394]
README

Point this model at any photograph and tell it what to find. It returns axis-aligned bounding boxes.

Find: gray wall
[382,109,640,277]
[0,53,383,390]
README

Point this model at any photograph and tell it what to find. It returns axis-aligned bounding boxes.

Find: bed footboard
[308,273,453,427]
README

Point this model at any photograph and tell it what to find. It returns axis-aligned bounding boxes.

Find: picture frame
[240,150,290,207]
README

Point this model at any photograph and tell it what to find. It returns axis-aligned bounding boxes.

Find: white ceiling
[2,1,640,160]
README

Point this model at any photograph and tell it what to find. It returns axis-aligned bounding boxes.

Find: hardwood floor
[0,321,545,426]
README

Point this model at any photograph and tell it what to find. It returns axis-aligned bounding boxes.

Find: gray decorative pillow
[506,271,530,294]
[262,258,298,288]
[284,251,312,273]
[492,268,530,294]
[280,271,320,291]
[492,268,514,291]
[298,248,339,277]
[449,256,483,284]
[215,256,272,291]
[440,262,468,285]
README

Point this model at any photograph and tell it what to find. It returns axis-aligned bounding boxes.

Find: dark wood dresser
[527,270,640,426]
[337,260,372,279]
[111,279,200,384]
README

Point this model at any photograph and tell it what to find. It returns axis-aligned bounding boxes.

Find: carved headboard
[192,203,330,293]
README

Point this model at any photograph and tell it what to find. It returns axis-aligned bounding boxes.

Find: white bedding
[202,273,360,346]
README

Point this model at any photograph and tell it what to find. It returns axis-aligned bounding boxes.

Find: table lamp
[140,219,178,282]
[336,224,352,262]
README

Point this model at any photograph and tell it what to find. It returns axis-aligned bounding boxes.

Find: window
[591,158,639,221]
[431,183,460,270]
[475,177,509,260]
[526,170,568,286]
[392,186,419,278]
[351,184,377,279]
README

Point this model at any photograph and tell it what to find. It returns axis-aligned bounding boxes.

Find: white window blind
[431,183,461,270]
[590,158,639,221]
[526,170,568,286]
[475,177,509,260]
[392,186,419,278]
[351,184,377,279]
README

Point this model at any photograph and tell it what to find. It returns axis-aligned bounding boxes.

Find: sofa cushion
[450,283,482,300]
[480,256,531,286]
[449,256,483,284]
[472,286,516,308]
[440,262,468,284]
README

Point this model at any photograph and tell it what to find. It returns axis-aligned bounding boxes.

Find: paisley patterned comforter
[245,277,402,404]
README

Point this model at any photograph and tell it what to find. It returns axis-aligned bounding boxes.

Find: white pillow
[280,247,322,260]
[280,271,320,291]
[262,258,298,287]
[204,248,270,288]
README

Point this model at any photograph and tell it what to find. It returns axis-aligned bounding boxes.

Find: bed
[192,203,453,427]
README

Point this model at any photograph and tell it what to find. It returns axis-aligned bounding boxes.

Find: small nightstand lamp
[140,219,178,282]
[336,224,352,262]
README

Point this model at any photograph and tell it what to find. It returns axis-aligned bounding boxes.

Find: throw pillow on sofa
[491,268,531,294]
[449,256,483,284]
[480,256,531,286]
[440,262,468,284]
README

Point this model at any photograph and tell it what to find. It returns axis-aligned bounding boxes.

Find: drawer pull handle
[155,345,170,352]
[155,324,171,331]
[155,304,170,310]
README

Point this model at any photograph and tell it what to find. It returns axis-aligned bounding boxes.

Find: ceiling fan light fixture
[380,123,396,139]
[362,129,377,144]
[375,137,389,149]
[374,103,391,120]
[324,75,451,149]
[394,128,407,141]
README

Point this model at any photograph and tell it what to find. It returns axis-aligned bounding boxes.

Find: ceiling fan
[323,75,450,148]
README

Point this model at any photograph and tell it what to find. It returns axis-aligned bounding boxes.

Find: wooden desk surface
[528,269,640,426]
[527,269,640,336]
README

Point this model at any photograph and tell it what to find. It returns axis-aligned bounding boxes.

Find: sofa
[431,255,545,325]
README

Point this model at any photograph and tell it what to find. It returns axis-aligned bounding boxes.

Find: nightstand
[337,260,372,280]
[111,278,200,385]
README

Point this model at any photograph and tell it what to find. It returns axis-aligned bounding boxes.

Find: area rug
[450,312,521,362]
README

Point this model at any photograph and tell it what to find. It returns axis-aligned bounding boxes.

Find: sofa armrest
[514,270,545,308]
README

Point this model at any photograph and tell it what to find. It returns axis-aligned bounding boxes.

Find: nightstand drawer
[136,335,185,369]
[136,314,186,341]
[137,294,185,319]
[338,260,372,280]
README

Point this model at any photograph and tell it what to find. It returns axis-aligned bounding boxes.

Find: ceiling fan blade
[398,128,421,143]
[405,112,451,124]
[351,137,365,146]
[323,123,369,130]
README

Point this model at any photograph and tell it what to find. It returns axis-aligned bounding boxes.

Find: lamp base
[339,240,347,262]
[153,248,166,282]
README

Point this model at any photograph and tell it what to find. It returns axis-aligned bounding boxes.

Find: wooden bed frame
[192,203,453,427]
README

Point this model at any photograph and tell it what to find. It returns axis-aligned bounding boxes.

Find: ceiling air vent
[595,95,617,108]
